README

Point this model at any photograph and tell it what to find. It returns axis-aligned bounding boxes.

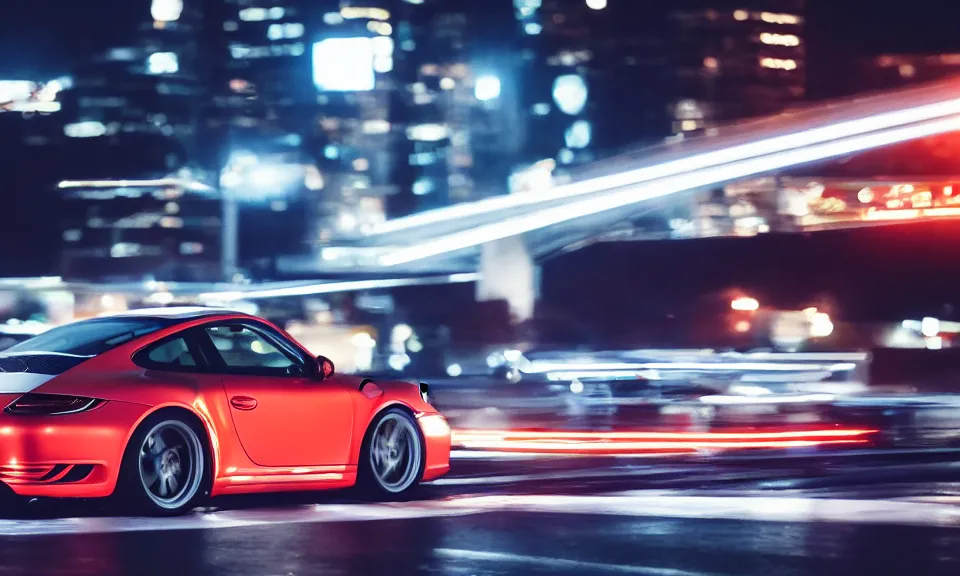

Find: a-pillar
[476,235,539,323]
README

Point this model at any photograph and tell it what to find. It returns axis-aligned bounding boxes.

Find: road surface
[1,451,959,575]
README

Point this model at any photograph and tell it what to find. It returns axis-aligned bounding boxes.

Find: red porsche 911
[0,307,451,514]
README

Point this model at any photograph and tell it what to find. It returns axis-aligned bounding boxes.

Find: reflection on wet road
[2,507,960,575]
[1,453,959,575]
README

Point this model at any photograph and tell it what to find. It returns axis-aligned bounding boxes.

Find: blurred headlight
[418,414,450,437]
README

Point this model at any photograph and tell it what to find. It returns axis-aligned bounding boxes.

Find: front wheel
[358,408,425,498]
[116,413,209,515]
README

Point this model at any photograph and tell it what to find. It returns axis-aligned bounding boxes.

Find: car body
[0,307,450,513]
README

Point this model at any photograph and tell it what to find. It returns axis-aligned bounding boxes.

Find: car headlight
[418,414,450,437]
[5,394,105,416]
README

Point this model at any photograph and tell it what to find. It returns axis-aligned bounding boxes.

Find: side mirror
[316,355,335,380]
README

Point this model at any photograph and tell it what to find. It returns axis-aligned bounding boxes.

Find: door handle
[230,396,258,411]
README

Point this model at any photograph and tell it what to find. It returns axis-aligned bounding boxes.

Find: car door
[198,321,354,468]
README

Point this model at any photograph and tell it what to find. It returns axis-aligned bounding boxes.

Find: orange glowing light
[451,427,877,455]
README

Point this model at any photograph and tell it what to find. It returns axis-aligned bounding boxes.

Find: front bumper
[418,413,451,481]
[0,395,150,498]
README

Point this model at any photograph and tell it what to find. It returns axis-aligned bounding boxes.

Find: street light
[219,151,316,280]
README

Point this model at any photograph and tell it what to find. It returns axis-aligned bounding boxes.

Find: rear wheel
[358,408,425,498]
[116,412,209,515]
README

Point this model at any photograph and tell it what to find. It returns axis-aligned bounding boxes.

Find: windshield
[3,318,174,357]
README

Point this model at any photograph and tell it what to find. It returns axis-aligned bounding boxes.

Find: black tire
[356,407,426,500]
[114,410,211,516]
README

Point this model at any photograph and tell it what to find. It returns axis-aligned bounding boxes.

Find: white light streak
[378,114,960,265]
[367,96,960,237]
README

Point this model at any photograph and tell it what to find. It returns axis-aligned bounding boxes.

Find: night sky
[3,0,960,330]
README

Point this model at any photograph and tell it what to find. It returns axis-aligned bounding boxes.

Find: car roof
[102,306,246,321]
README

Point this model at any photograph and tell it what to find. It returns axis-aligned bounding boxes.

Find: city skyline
[2,0,960,327]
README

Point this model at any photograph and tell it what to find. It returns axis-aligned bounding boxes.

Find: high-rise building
[668,0,806,136]
[210,0,322,277]
[58,0,221,282]
[389,0,520,217]
[213,1,399,276]
[514,0,668,173]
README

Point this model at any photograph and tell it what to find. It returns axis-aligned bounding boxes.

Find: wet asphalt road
[1,452,960,576]
[2,509,959,576]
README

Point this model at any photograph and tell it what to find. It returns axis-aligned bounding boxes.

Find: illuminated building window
[312,38,376,91]
[180,243,204,256]
[239,7,285,22]
[367,21,393,35]
[733,9,749,20]
[409,152,436,166]
[407,123,449,141]
[372,36,394,56]
[362,120,391,134]
[759,33,800,47]
[147,52,179,75]
[151,0,183,22]
[552,74,588,115]
[374,55,394,73]
[340,7,390,21]
[474,75,502,101]
[268,23,305,41]
[564,120,591,149]
[760,12,801,25]
[760,57,798,70]
[413,178,434,195]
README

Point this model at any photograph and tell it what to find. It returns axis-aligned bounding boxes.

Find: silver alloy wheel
[369,413,422,494]
[138,420,204,510]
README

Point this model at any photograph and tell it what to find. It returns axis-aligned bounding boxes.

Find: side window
[136,337,199,371]
[203,325,305,376]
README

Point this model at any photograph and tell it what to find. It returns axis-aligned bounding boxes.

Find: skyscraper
[58,0,220,282]
[668,0,806,136]
[514,0,669,172]
[390,0,520,217]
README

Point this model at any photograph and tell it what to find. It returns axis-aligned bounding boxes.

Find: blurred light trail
[455,429,876,440]
[197,273,479,301]
[379,114,960,265]
[57,178,214,191]
[451,428,876,454]
[531,361,858,376]
[368,92,960,238]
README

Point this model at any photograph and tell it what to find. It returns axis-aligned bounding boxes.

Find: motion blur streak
[454,428,877,440]
[370,97,960,236]
[379,114,960,265]
[451,439,869,454]
[451,428,876,454]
